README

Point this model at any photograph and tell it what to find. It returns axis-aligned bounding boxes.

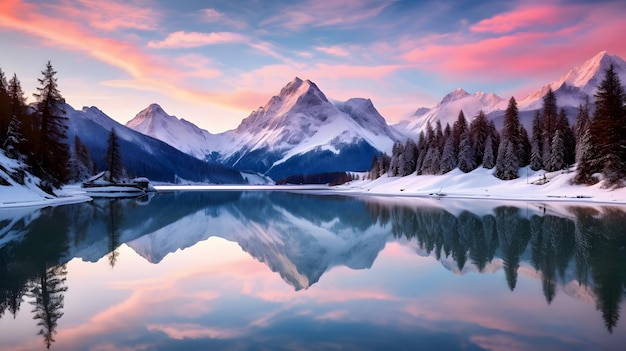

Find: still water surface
[0,190,625,350]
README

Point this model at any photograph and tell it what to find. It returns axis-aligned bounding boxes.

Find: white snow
[125,103,223,160]
[0,152,91,208]
[333,166,626,205]
[401,88,506,136]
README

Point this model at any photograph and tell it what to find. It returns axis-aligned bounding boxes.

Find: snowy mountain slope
[400,51,626,136]
[65,104,245,184]
[519,51,626,110]
[211,78,401,179]
[401,88,506,136]
[126,78,401,180]
[125,104,222,161]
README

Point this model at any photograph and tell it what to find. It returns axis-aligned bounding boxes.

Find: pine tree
[369,155,379,179]
[458,128,477,173]
[530,111,543,170]
[589,64,626,186]
[558,108,576,166]
[482,134,496,169]
[434,120,444,152]
[105,128,123,182]
[0,68,11,145]
[28,264,68,350]
[469,110,489,165]
[452,110,467,157]
[3,113,24,159]
[378,153,391,177]
[518,125,531,167]
[548,129,566,171]
[541,88,559,170]
[389,141,402,176]
[495,97,522,180]
[574,98,591,146]
[415,131,427,175]
[439,132,457,174]
[573,127,598,184]
[3,74,28,160]
[401,139,418,176]
[573,101,597,184]
[33,61,70,189]
[70,136,95,181]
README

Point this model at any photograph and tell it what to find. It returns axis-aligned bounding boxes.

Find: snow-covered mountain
[125,103,220,161]
[401,88,506,136]
[127,78,401,180]
[216,78,401,179]
[400,51,626,135]
[65,104,245,184]
[519,50,626,110]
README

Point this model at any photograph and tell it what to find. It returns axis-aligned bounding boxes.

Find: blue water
[0,191,624,350]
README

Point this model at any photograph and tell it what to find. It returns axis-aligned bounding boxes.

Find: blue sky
[1,0,625,132]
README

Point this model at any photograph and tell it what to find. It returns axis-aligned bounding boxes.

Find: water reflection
[0,192,625,350]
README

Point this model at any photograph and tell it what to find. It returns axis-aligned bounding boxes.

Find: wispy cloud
[470,3,583,34]
[147,31,247,49]
[398,1,626,83]
[315,45,351,57]
[201,8,247,30]
[49,0,160,32]
[262,0,394,30]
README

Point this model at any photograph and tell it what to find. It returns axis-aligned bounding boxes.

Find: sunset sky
[1,0,625,133]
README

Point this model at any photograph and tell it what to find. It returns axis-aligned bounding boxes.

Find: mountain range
[127,78,402,180]
[121,51,626,181]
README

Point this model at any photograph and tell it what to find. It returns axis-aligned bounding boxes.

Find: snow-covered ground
[0,153,91,209]
[334,166,626,205]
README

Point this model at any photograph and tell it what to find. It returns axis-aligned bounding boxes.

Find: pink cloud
[39,0,160,32]
[399,2,626,84]
[0,1,276,116]
[147,31,247,49]
[316,46,351,57]
[147,323,242,340]
[470,4,581,34]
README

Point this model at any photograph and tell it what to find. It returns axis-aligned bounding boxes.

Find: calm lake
[0,190,625,350]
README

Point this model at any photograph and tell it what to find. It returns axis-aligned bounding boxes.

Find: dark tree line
[276,171,356,185]
[0,62,103,193]
[371,65,625,186]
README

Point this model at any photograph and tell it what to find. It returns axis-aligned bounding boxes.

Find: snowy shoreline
[332,166,626,206]
[2,166,625,209]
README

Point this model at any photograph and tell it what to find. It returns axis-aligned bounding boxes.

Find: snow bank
[0,152,91,208]
[334,166,626,205]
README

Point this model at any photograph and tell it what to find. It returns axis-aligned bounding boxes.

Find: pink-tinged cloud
[470,4,582,34]
[176,54,222,79]
[0,1,280,115]
[147,31,248,49]
[316,46,351,57]
[201,8,247,30]
[262,0,392,30]
[0,0,177,80]
[43,0,161,32]
[147,323,243,340]
[400,2,626,84]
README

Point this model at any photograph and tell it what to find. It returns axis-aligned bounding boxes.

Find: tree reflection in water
[371,201,626,333]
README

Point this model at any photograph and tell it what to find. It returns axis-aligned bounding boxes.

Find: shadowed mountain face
[1,193,626,333]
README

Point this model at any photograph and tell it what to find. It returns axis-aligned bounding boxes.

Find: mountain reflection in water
[0,191,625,350]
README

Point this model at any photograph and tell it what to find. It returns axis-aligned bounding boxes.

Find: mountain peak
[126,103,177,132]
[519,51,626,109]
[441,88,470,104]
[553,50,626,93]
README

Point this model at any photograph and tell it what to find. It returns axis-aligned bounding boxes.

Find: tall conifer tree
[589,64,626,186]
[33,61,70,189]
